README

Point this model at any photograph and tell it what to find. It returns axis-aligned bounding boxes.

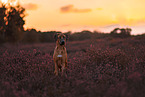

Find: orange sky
[1,0,145,35]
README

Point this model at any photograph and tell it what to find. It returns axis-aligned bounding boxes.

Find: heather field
[0,37,145,97]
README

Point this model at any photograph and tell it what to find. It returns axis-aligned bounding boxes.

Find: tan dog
[53,33,68,76]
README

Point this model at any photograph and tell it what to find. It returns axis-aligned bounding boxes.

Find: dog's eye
[63,36,65,39]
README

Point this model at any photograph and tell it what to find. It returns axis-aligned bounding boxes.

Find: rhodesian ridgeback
[53,33,68,76]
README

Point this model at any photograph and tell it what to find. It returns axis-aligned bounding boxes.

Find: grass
[0,37,145,97]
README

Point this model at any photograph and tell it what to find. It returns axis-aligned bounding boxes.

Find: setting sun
[1,0,145,35]
[1,0,8,4]
[1,0,18,5]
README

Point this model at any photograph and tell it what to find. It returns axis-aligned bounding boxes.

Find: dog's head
[54,33,68,46]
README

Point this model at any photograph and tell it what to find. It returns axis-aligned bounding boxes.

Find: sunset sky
[1,0,145,35]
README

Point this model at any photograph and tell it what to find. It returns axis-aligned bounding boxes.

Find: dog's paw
[54,71,58,76]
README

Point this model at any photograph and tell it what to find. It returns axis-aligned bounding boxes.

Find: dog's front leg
[61,63,65,76]
[54,62,58,76]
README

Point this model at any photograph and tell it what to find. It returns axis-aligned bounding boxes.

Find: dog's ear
[65,34,68,40]
[54,34,58,41]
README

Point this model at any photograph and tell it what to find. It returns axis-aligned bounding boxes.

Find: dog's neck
[56,44,65,50]
[56,42,65,50]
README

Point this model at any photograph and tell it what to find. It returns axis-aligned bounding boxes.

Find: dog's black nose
[60,40,65,45]
[62,41,64,44]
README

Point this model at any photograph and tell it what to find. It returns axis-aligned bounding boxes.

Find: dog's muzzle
[59,40,65,45]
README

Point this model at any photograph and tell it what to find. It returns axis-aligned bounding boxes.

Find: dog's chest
[57,50,64,58]
[57,55,62,57]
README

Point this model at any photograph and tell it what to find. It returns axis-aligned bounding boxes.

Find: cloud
[96,8,103,11]
[10,0,16,2]
[60,5,92,13]
[61,24,71,27]
[23,3,38,10]
[103,24,121,29]
[127,18,145,25]
[111,13,145,25]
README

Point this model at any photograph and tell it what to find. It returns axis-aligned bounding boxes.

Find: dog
[53,33,68,76]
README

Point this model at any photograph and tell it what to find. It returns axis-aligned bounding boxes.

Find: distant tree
[120,28,131,37]
[23,29,40,43]
[120,28,126,34]
[111,28,120,34]
[64,31,71,38]
[39,31,61,43]
[6,4,25,43]
[0,4,6,43]
[126,28,132,36]
[110,28,131,38]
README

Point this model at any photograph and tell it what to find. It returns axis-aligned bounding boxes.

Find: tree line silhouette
[110,28,131,38]
[0,3,134,44]
[0,3,25,43]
